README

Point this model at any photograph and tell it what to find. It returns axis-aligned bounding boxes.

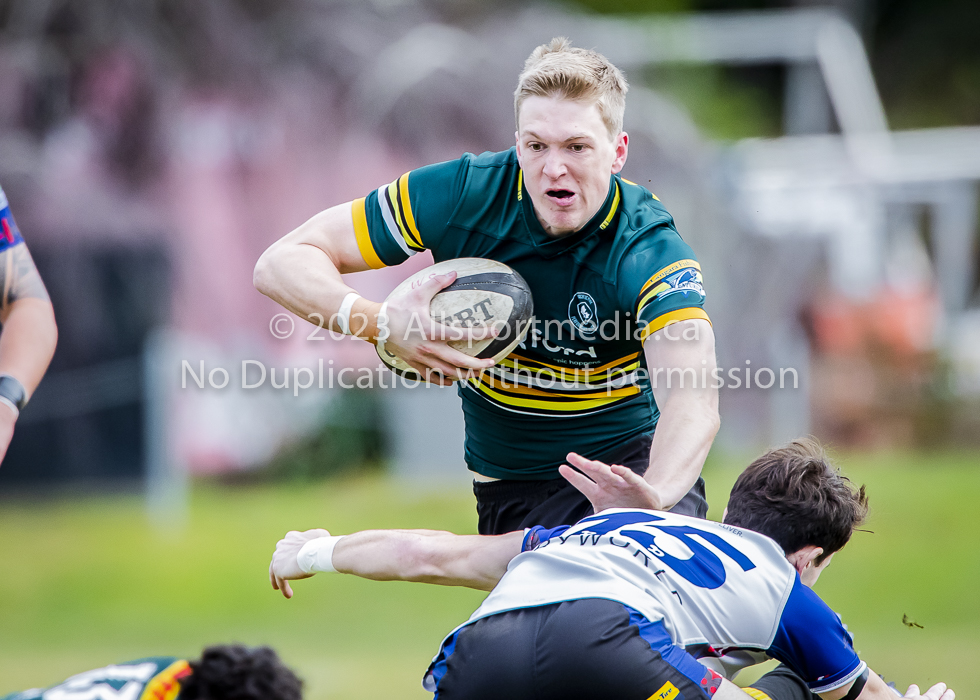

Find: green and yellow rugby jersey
[2,657,190,700]
[355,148,708,479]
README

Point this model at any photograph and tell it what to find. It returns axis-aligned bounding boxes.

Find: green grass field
[1,450,977,698]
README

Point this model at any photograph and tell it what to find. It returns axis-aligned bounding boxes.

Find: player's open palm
[560,452,665,513]
[383,272,496,382]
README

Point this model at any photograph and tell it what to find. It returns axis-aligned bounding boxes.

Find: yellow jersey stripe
[476,372,641,399]
[469,378,633,412]
[496,361,642,383]
[505,352,642,375]
[352,198,386,269]
[517,169,523,201]
[743,689,773,700]
[638,259,701,298]
[640,308,711,342]
[599,183,621,230]
[398,173,423,248]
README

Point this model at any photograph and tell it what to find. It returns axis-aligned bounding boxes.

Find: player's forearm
[333,529,521,591]
[0,298,57,396]
[837,669,930,700]
[645,386,719,509]
[254,242,382,338]
[254,205,382,338]
[644,320,720,509]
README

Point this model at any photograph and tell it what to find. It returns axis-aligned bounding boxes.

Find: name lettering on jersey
[719,524,744,537]
[547,512,757,590]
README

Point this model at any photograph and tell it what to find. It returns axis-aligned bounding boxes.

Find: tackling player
[0,645,302,700]
[254,38,719,533]
[268,440,953,700]
[0,185,58,465]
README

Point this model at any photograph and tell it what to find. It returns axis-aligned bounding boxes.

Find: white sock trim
[297,535,345,574]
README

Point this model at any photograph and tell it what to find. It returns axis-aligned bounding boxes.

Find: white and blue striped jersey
[446,509,865,694]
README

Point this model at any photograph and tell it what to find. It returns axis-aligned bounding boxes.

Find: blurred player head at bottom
[181,645,302,700]
[2,644,302,700]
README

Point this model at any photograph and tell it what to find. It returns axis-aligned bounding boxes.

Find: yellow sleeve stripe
[386,180,423,251]
[352,198,386,269]
[640,308,710,342]
[638,259,701,298]
[637,282,671,315]
[743,689,773,700]
[398,172,423,248]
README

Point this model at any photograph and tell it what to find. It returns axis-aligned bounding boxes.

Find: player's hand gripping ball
[377,258,533,380]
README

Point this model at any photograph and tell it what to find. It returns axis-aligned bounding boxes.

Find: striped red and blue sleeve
[522,525,572,552]
[0,187,26,253]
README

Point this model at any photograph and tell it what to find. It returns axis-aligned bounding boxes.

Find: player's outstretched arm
[269,528,523,598]
[818,670,953,700]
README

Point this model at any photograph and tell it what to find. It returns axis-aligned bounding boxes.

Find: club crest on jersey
[568,292,598,333]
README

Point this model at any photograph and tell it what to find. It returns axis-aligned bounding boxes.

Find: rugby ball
[377,258,534,379]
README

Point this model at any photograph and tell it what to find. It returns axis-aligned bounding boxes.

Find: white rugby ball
[377,258,534,380]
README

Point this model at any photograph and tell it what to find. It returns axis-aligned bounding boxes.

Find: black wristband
[0,374,27,413]
[841,668,871,700]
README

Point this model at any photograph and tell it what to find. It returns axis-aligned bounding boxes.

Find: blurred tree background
[555,0,980,135]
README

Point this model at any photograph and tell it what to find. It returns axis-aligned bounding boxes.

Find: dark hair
[724,438,868,563]
[179,645,303,700]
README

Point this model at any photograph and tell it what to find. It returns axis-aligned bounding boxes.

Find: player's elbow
[253,246,280,298]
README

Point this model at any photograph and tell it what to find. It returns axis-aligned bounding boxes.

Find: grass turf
[1,449,976,698]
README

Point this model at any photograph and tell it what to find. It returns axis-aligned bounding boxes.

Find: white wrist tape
[336,292,361,335]
[297,535,345,574]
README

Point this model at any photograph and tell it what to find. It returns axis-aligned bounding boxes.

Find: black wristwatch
[0,374,27,416]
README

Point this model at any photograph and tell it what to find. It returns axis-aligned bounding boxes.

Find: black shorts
[425,599,722,700]
[473,432,708,535]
